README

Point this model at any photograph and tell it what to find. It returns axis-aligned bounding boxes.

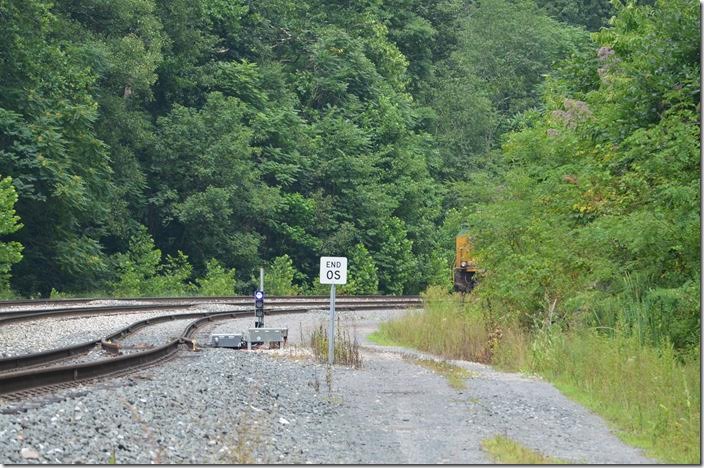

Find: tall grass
[309,320,363,368]
[373,289,700,464]
[372,286,492,362]
[524,329,700,464]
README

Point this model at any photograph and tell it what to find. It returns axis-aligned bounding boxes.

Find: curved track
[0,296,421,396]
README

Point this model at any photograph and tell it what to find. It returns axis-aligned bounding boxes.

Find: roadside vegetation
[372,290,700,464]
[309,320,363,368]
[407,357,473,390]
[0,0,698,462]
[481,435,568,464]
[371,0,699,463]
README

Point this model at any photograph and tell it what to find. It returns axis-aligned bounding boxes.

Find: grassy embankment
[368,288,700,464]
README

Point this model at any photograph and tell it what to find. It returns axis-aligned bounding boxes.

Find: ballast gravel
[0,304,247,357]
[0,308,657,464]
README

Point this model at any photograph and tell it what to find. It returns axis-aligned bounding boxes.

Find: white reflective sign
[319,256,348,284]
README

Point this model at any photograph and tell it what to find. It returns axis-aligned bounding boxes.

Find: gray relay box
[210,333,244,348]
[247,328,288,350]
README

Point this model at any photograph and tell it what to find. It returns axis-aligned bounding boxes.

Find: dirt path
[319,315,657,464]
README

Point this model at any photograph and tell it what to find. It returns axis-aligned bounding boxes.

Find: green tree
[427,0,589,182]
[111,227,193,297]
[263,254,303,296]
[463,0,699,349]
[340,243,379,295]
[535,0,613,31]
[0,0,118,294]
[197,258,236,296]
[0,176,23,297]
[372,217,415,295]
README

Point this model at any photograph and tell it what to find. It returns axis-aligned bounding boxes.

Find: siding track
[0,296,420,397]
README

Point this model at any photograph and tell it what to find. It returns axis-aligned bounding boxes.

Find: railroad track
[0,295,421,324]
[0,296,421,397]
[0,294,419,310]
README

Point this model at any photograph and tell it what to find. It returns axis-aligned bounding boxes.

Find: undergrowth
[372,286,492,362]
[372,287,701,464]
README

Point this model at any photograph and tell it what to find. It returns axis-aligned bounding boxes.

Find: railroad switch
[181,337,202,351]
[209,333,244,349]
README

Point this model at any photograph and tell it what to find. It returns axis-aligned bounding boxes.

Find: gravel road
[0,307,657,464]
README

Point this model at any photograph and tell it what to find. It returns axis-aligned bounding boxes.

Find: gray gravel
[0,300,158,313]
[0,308,658,464]
[117,319,196,351]
[0,304,245,357]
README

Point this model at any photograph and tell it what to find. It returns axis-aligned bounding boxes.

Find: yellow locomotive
[453,231,479,293]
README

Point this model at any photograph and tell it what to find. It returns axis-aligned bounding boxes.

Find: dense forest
[0,0,699,343]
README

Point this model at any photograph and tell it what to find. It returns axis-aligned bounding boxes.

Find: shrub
[197,259,236,296]
[263,254,302,295]
[339,243,378,295]
[111,228,194,297]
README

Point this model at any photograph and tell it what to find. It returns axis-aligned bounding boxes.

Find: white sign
[319,256,348,284]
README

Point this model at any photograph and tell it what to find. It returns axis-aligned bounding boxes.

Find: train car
[453,231,479,293]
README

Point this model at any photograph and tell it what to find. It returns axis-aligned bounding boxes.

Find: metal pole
[328,283,336,365]
[255,267,265,328]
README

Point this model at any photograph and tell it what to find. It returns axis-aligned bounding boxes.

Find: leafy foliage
[197,259,236,296]
[462,0,700,350]
[340,243,379,295]
[111,228,193,297]
[0,176,23,297]
[263,254,303,296]
[0,0,697,361]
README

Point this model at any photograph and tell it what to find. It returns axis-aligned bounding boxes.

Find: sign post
[319,256,347,365]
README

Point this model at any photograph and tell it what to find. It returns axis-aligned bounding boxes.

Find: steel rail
[0,294,421,308]
[0,302,419,372]
[0,310,251,394]
[0,310,236,373]
[0,302,422,395]
[0,296,421,325]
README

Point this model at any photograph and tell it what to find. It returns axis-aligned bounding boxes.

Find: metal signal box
[247,327,288,350]
[210,333,244,348]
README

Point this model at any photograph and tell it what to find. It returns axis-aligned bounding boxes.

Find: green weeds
[525,330,700,464]
[372,286,491,362]
[373,291,701,464]
[481,435,568,464]
[408,357,473,390]
[309,320,362,368]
